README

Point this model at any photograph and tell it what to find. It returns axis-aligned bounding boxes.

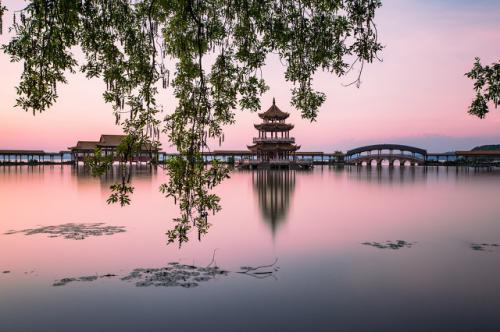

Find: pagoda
[247,98,300,165]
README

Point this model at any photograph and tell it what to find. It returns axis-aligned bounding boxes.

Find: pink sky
[0,0,499,152]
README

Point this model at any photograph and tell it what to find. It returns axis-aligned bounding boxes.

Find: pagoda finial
[272,97,276,106]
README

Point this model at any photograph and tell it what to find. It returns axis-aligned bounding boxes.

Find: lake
[1,165,500,331]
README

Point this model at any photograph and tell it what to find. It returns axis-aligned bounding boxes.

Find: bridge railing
[346,153,425,161]
[346,144,427,156]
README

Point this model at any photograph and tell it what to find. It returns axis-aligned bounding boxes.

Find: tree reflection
[252,170,295,236]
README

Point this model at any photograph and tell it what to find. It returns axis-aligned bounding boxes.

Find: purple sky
[0,0,499,152]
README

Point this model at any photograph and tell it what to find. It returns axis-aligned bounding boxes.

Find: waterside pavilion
[69,134,159,163]
[241,99,312,169]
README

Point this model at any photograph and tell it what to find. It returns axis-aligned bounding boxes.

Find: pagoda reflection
[253,170,296,236]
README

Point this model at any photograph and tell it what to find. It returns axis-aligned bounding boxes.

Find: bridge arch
[345,144,427,166]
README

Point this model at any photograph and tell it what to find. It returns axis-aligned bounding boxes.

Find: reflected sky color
[1,166,500,331]
[0,0,500,152]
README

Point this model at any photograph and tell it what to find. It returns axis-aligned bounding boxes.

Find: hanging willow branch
[466,57,500,119]
[2,0,383,246]
[0,1,6,34]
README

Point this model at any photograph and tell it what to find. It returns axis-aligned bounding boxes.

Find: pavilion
[69,134,159,163]
[242,99,312,169]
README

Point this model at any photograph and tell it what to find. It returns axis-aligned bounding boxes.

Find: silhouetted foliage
[2,0,382,245]
[0,1,6,34]
[84,148,114,177]
[471,145,500,151]
[466,58,499,118]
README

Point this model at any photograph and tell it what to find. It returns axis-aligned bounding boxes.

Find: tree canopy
[0,0,382,245]
[466,58,499,119]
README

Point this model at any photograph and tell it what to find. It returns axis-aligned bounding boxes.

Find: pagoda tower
[247,98,300,162]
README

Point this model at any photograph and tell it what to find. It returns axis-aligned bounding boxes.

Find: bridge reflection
[346,164,422,185]
[252,170,295,236]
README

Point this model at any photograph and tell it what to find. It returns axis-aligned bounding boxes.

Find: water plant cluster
[53,274,117,286]
[362,240,415,250]
[470,243,500,251]
[120,263,229,288]
[4,223,126,240]
[51,259,279,288]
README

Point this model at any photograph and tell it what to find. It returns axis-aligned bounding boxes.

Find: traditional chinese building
[247,99,301,167]
[69,134,158,163]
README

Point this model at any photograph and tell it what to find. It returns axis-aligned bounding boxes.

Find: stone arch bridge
[345,144,427,166]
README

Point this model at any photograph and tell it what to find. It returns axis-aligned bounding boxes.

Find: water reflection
[0,163,158,185]
[342,165,499,185]
[2,166,500,331]
[73,163,157,183]
[252,170,295,236]
[344,165,421,185]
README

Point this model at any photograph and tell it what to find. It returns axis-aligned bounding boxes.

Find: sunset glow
[1,0,499,152]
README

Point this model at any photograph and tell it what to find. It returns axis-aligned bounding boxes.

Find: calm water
[1,165,500,331]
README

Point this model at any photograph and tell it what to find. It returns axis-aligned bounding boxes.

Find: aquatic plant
[52,257,279,288]
[362,240,415,250]
[4,223,126,240]
[470,243,500,252]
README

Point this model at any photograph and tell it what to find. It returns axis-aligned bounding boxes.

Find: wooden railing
[252,137,295,143]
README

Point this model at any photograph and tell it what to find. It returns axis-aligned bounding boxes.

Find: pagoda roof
[258,98,289,120]
[247,143,300,152]
[254,123,294,131]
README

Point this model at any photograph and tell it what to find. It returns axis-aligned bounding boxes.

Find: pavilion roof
[69,141,99,151]
[98,134,127,147]
[247,143,300,152]
[69,135,159,151]
[254,123,294,131]
[258,98,289,120]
